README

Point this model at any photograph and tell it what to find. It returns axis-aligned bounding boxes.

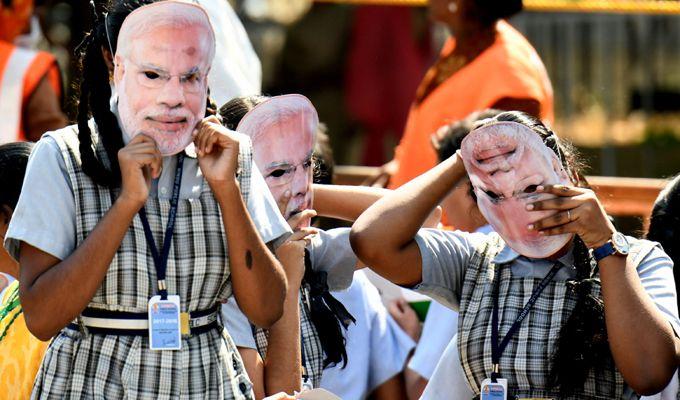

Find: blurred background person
[368,0,553,188]
[0,0,66,143]
[0,141,49,400]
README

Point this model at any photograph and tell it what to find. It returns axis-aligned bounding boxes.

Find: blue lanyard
[139,153,185,300]
[490,261,562,381]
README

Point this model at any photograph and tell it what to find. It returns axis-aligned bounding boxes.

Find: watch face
[612,232,630,254]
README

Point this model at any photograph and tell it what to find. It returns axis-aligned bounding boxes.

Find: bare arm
[599,255,678,394]
[370,373,408,400]
[530,185,678,394]
[404,369,428,400]
[313,184,391,221]
[349,154,466,286]
[238,348,266,400]
[262,229,315,395]
[195,117,287,328]
[19,135,162,340]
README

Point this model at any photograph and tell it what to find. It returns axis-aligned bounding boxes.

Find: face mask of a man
[113,1,215,156]
[460,121,573,258]
[237,95,318,226]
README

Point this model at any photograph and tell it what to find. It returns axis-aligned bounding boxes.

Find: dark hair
[76,0,215,188]
[647,175,680,311]
[219,95,269,130]
[477,111,606,395]
[474,0,523,24]
[312,123,334,185]
[0,142,34,222]
[436,109,503,162]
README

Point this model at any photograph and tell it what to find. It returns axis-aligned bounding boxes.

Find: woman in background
[373,0,553,189]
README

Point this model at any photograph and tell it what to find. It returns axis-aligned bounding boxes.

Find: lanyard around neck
[490,261,563,381]
[139,153,185,300]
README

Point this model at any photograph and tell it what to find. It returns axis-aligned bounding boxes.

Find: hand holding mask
[460,121,573,258]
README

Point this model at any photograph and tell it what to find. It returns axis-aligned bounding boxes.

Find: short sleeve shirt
[4,130,291,261]
[413,229,680,336]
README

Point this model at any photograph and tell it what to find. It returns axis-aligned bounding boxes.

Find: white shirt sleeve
[365,276,416,391]
[221,296,257,349]
[632,238,680,336]
[407,300,459,380]
[413,229,489,310]
[4,135,76,261]
[308,228,357,292]
[245,158,292,246]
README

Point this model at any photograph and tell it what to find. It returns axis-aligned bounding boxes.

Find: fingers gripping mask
[237,94,318,225]
[460,121,573,258]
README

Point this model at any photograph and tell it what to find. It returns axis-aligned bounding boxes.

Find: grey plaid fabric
[31,125,255,400]
[253,284,324,388]
[457,236,627,399]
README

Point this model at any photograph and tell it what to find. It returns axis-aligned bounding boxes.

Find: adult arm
[529,184,679,395]
[194,117,287,328]
[349,154,466,286]
[313,184,390,221]
[19,135,162,340]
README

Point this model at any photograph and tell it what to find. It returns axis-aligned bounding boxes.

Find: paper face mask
[460,121,573,258]
[114,1,216,156]
[237,94,318,226]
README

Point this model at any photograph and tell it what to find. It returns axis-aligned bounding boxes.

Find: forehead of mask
[0,0,33,42]
[237,95,318,173]
[460,121,572,258]
[237,95,318,218]
[113,1,215,156]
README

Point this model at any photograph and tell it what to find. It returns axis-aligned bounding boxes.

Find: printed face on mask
[113,3,214,155]
[237,95,318,225]
[460,121,573,258]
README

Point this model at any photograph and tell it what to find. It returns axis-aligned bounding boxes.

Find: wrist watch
[592,231,630,262]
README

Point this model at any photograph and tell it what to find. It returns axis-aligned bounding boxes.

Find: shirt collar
[492,241,576,266]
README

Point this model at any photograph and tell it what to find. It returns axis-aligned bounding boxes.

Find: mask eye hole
[268,169,288,178]
[524,185,538,194]
[484,190,501,201]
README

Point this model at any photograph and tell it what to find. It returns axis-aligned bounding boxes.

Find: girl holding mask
[351,111,679,399]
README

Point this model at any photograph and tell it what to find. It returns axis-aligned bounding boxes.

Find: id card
[148,295,181,350]
[480,378,508,400]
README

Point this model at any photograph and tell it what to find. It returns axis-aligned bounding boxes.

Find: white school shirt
[319,270,415,399]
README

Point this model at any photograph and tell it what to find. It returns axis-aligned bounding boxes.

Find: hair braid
[76,32,116,186]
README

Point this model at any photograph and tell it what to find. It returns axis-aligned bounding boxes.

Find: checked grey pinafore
[253,284,325,388]
[31,124,255,400]
[457,234,630,399]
